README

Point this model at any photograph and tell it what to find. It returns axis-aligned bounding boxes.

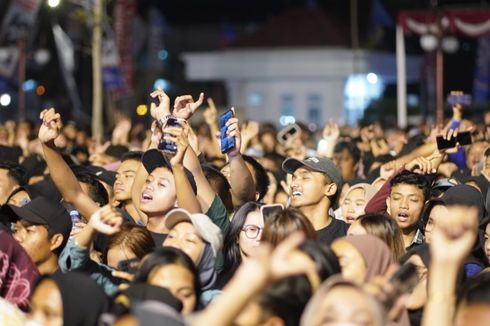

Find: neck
[123,201,147,225]
[38,255,59,275]
[401,226,417,248]
[298,198,331,230]
[146,214,169,234]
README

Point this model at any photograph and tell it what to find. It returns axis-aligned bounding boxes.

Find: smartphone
[158,116,180,154]
[116,257,140,274]
[260,204,284,220]
[383,262,418,310]
[219,109,236,154]
[447,93,472,106]
[436,131,472,150]
[277,123,301,144]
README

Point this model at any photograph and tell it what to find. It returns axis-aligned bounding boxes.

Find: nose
[399,197,409,209]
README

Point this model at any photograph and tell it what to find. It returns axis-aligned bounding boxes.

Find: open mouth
[141,192,153,202]
[345,215,356,222]
[291,191,303,198]
[397,212,409,222]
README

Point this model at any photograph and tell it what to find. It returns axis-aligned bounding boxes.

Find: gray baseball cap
[282,156,342,185]
[164,208,223,257]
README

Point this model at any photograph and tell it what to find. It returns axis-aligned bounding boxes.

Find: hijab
[342,234,394,282]
[343,183,378,204]
[441,185,486,221]
[0,230,39,311]
[45,272,109,326]
[197,243,217,291]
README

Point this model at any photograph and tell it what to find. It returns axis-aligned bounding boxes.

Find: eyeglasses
[241,224,263,239]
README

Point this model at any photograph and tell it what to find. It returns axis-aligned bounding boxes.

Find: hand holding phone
[158,116,181,154]
[219,108,236,154]
[260,204,285,220]
[447,91,472,107]
[277,124,301,145]
[436,131,472,151]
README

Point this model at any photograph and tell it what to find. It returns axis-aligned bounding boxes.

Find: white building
[182,47,422,126]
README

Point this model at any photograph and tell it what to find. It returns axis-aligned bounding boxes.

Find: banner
[1,0,42,42]
[52,24,87,123]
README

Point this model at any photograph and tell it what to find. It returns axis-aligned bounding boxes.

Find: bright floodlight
[0,94,11,107]
[48,0,61,8]
[367,73,378,84]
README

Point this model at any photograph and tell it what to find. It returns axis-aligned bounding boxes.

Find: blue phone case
[219,110,236,153]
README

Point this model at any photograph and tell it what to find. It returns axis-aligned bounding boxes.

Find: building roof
[230,8,350,48]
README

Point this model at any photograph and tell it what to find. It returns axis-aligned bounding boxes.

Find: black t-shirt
[316,218,348,246]
[150,231,167,247]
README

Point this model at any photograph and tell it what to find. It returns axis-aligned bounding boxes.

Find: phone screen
[436,136,456,150]
[219,110,236,154]
[278,124,300,144]
[158,117,180,154]
[260,204,284,220]
[457,131,472,146]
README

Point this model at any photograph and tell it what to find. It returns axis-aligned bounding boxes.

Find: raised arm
[422,206,478,326]
[165,123,201,214]
[225,114,256,205]
[39,108,100,220]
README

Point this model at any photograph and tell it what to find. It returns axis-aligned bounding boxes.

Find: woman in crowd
[217,201,263,288]
[132,247,201,315]
[339,183,377,224]
[348,213,406,261]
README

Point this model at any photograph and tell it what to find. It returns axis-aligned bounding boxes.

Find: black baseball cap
[142,149,197,194]
[282,156,343,185]
[0,196,72,242]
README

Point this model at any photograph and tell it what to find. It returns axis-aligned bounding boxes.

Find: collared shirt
[406,229,425,250]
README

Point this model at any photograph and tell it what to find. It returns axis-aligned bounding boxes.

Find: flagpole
[17,37,26,121]
[92,0,103,138]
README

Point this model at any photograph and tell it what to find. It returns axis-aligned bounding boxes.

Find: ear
[386,196,391,215]
[324,183,338,197]
[50,233,64,252]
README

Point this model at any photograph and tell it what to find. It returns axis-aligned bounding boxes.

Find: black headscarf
[440,185,486,221]
[42,272,109,326]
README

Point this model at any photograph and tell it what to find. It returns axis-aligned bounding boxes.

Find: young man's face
[290,167,334,208]
[139,167,177,215]
[0,169,17,205]
[13,220,54,266]
[113,159,139,202]
[333,149,357,182]
[387,184,425,230]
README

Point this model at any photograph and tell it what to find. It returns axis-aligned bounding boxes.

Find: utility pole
[92,0,103,138]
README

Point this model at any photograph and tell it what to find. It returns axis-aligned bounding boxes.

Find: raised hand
[111,116,132,145]
[150,88,171,121]
[223,111,241,157]
[89,205,123,235]
[173,92,204,120]
[241,121,259,148]
[322,121,340,143]
[203,98,218,126]
[430,205,478,265]
[39,108,63,144]
[163,121,190,166]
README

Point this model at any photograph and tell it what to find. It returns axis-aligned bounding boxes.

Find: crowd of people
[0,88,489,326]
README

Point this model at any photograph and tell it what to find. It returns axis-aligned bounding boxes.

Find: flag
[473,35,490,103]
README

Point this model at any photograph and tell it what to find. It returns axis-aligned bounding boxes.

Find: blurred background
[0,0,488,136]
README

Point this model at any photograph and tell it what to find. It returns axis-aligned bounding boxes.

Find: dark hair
[0,161,28,186]
[262,208,317,247]
[484,147,490,157]
[257,241,340,326]
[334,141,361,164]
[262,153,287,173]
[121,151,143,162]
[102,225,155,265]
[75,172,109,206]
[357,213,406,261]
[458,271,490,305]
[217,201,263,288]
[243,155,270,202]
[202,165,233,214]
[390,170,430,201]
[133,247,201,310]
